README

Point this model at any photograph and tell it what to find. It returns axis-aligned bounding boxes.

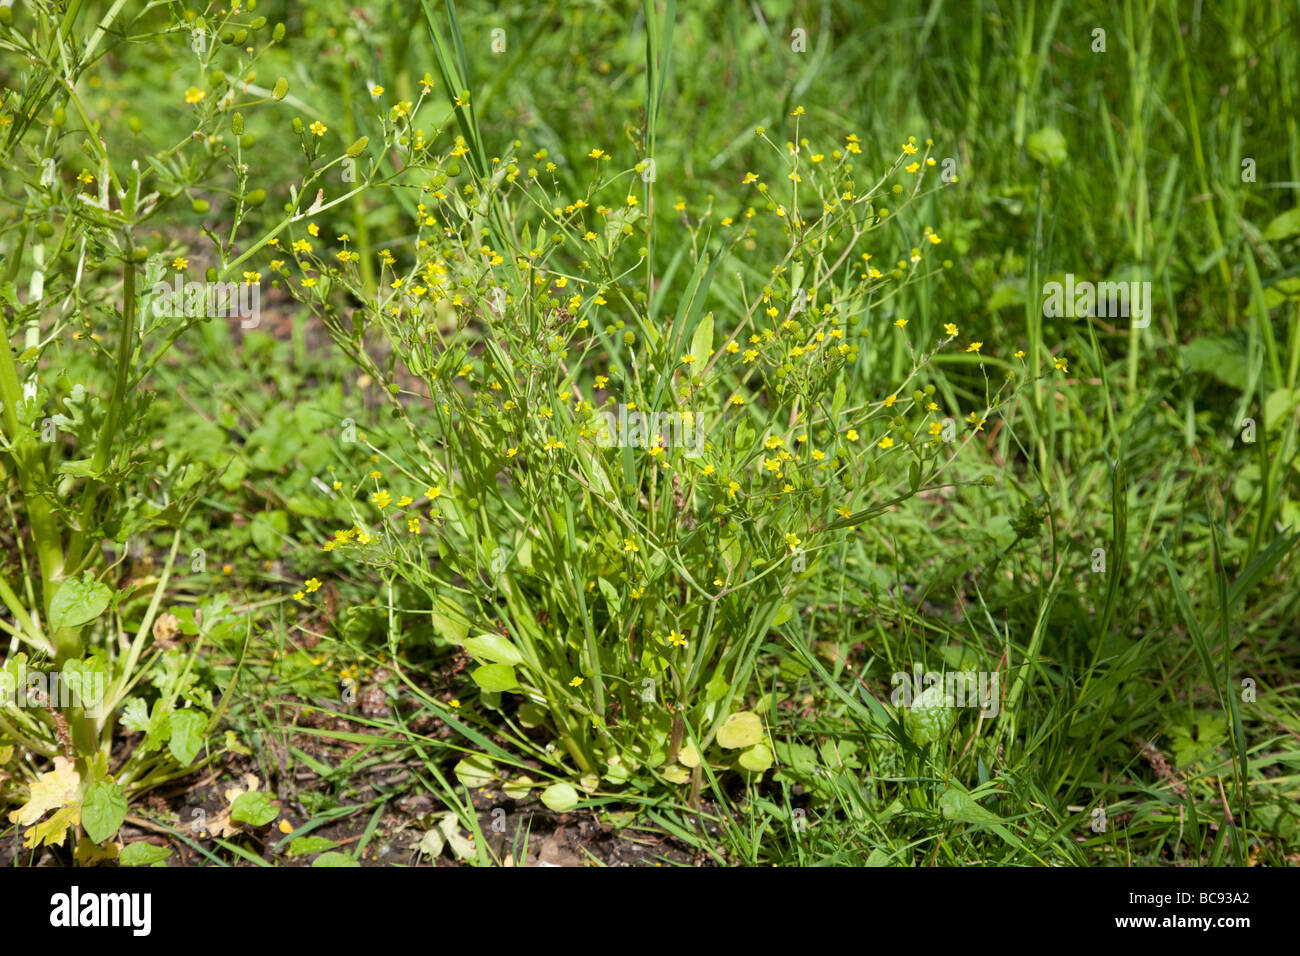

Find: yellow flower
[944,323,958,337]
[966,341,983,353]
[309,121,328,136]
[846,429,859,442]
[728,480,740,498]
[878,436,894,449]
[425,486,442,499]
[449,699,461,708]
[785,533,801,550]
[278,819,293,834]
[371,489,392,509]
[184,87,205,104]
[587,148,607,159]
[667,630,687,647]
[1054,356,1069,373]
[569,676,584,687]
[293,590,305,601]
[172,257,189,271]
[305,578,322,593]
[624,538,639,553]
[370,84,384,97]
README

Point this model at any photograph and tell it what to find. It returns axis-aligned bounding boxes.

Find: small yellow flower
[624,538,639,553]
[846,429,859,442]
[449,699,461,709]
[878,436,894,449]
[185,87,205,104]
[587,148,607,160]
[425,486,442,499]
[309,121,328,137]
[172,257,189,271]
[667,630,687,647]
[278,819,294,834]
[305,578,322,593]
[944,323,958,337]
[966,341,983,353]
[569,676,584,688]
[785,533,801,550]
[371,489,392,509]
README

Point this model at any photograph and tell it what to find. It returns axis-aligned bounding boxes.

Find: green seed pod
[233,29,247,45]
[273,77,289,100]
[231,112,244,135]
[466,497,480,510]
[52,107,66,127]
[924,384,936,395]
[133,246,150,262]
[912,390,924,402]
[191,199,210,214]
[446,162,460,176]
[250,16,267,29]
[291,117,303,134]
[210,70,226,87]
[622,330,635,346]
[245,188,266,207]
[128,117,142,133]
[36,222,54,238]
[272,22,285,41]
[0,6,12,25]
[206,266,218,282]
[221,30,234,44]
[345,136,369,157]
[240,133,255,149]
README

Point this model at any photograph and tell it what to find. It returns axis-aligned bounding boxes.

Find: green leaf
[463,634,523,666]
[81,781,128,844]
[689,311,714,368]
[249,510,288,558]
[48,573,111,630]
[167,708,206,766]
[431,596,471,645]
[288,835,339,856]
[1263,207,1300,240]
[541,782,579,811]
[938,787,1005,826]
[119,841,172,867]
[230,790,278,827]
[737,742,773,772]
[717,710,764,749]
[1026,127,1067,168]
[471,662,518,691]
[1264,388,1300,431]
[312,851,360,867]
[454,754,496,787]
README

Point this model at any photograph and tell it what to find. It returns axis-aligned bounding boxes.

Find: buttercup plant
[272,6,1051,804]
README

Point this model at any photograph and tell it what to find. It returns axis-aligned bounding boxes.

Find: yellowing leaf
[716,711,764,749]
[7,755,81,827]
